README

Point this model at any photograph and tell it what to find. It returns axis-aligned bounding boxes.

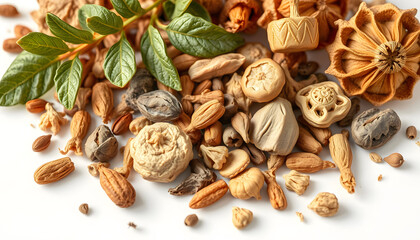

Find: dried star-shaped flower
[326,3,420,106]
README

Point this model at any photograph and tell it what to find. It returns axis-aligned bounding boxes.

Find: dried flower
[39,103,68,135]
[220,0,261,34]
[60,111,91,156]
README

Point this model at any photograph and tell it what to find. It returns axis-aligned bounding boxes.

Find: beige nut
[308,192,339,217]
[219,149,250,178]
[232,207,253,229]
[283,170,310,195]
[296,81,351,128]
[229,167,264,200]
[241,58,286,103]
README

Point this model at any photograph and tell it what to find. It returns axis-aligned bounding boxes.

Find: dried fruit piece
[136,90,182,122]
[98,166,136,208]
[112,113,133,135]
[329,130,356,194]
[369,152,383,163]
[39,103,68,135]
[308,192,339,217]
[229,167,264,200]
[183,90,224,105]
[406,126,417,140]
[219,149,250,178]
[263,170,287,210]
[92,82,113,124]
[60,111,91,156]
[32,135,52,152]
[184,214,199,227]
[223,126,243,148]
[189,179,228,209]
[267,154,285,172]
[286,152,335,173]
[169,159,216,196]
[237,42,272,68]
[232,207,253,229]
[351,108,401,149]
[129,116,152,135]
[298,116,331,146]
[296,126,322,155]
[283,170,310,195]
[241,143,266,165]
[200,145,228,170]
[0,4,19,17]
[225,73,251,113]
[26,99,48,113]
[79,203,89,215]
[185,100,225,133]
[241,58,286,103]
[180,75,194,97]
[34,157,74,184]
[384,153,404,168]
[172,112,202,144]
[85,125,118,162]
[204,121,223,146]
[231,112,250,143]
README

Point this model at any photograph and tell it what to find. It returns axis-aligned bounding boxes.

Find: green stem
[124,0,166,27]
[155,19,167,30]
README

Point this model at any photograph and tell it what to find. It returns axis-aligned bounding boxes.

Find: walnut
[308,192,339,217]
[232,207,253,229]
[283,170,310,195]
[326,3,420,106]
[229,167,264,200]
[130,123,193,182]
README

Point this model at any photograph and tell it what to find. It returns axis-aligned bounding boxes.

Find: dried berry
[184,214,199,227]
[85,125,118,162]
[406,126,417,140]
[79,203,89,215]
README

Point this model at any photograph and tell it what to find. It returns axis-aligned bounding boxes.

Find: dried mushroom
[219,149,250,179]
[267,0,319,52]
[169,159,217,196]
[326,3,420,106]
[200,145,229,170]
[124,68,156,110]
[296,81,351,128]
[85,125,118,162]
[189,53,246,82]
[130,123,193,182]
[220,0,261,33]
[237,42,272,68]
[250,97,299,155]
[241,58,286,103]
[229,167,264,200]
[135,90,182,122]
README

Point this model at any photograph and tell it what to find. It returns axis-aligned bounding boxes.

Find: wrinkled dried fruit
[85,125,118,162]
[263,170,287,210]
[384,153,404,168]
[351,108,401,149]
[200,145,228,170]
[232,207,253,229]
[129,116,152,135]
[204,121,223,146]
[185,100,225,133]
[241,143,266,165]
[169,159,217,196]
[283,170,310,195]
[136,90,182,122]
[229,167,264,200]
[231,112,250,143]
[189,179,228,209]
[223,126,244,148]
[98,166,136,208]
[34,157,74,184]
[296,126,322,155]
[308,192,339,217]
[286,152,335,173]
[32,135,52,152]
[219,149,250,179]
[125,68,156,110]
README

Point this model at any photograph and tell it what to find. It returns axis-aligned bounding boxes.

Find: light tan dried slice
[189,179,228,209]
[231,112,250,143]
[34,157,74,184]
[219,149,250,178]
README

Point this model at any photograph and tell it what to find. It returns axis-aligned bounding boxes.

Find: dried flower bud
[85,125,118,162]
[39,103,68,135]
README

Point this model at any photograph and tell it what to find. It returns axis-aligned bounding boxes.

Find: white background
[0,0,419,239]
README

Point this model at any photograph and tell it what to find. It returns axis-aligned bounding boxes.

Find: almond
[3,38,22,53]
[189,179,228,209]
[32,135,52,152]
[34,157,75,184]
[0,4,19,17]
[14,24,31,38]
[112,113,133,135]
[98,166,136,208]
[286,152,335,173]
[26,99,48,113]
[185,100,225,133]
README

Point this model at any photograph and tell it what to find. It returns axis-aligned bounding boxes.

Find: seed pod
[189,179,228,209]
[384,153,404,168]
[124,68,156,109]
[200,145,228,170]
[263,170,287,210]
[92,82,113,124]
[181,99,194,116]
[183,90,224,105]
[32,134,52,152]
[180,75,195,97]
[231,112,250,143]
[286,152,335,173]
[173,54,201,71]
[406,126,417,140]
[98,166,136,208]
[298,116,331,146]
[136,90,182,122]
[60,111,91,156]
[185,100,225,133]
[114,138,134,178]
[223,126,243,147]
[204,121,223,146]
[296,126,323,155]
[85,125,118,162]
[112,113,133,135]
[14,24,32,38]
[193,80,212,95]
[34,157,74,184]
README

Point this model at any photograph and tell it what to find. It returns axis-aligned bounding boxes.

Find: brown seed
[193,79,212,95]
[0,4,19,17]
[79,203,89,215]
[286,152,335,173]
[406,126,417,140]
[369,152,382,163]
[384,153,404,168]
[184,214,199,227]
[14,25,32,38]
[189,179,228,209]
[296,126,323,155]
[378,174,383,181]
[112,113,133,135]
[185,100,225,133]
[32,135,52,152]
[128,222,137,228]
[98,166,136,208]
[34,157,75,184]
[2,38,21,53]
[296,212,304,222]
[26,99,48,113]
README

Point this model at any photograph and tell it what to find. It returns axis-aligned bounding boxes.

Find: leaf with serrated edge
[17,32,69,56]
[141,25,181,91]
[166,13,244,58]
[0,51,59,106]
[172,0,192,19]
[104,33,136,88]
[111,0,144,18]
[54,57,83,110]
[163,1,210,21]
[78,4,123,34]
[46,13,93,44]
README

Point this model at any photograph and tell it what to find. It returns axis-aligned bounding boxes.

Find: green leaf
[78,4,123,34]
[166,14,244,58]
[103,33,136,88]
[141,25,181,91]
[17,32,70,56]
[172,0,193,19]
[46,13,93,44]
[0,51,59,106]
[163,1,210,21]
[110,0,144,18]
[54,57,83,110]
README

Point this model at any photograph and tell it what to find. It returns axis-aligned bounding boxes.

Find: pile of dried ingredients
[0,0,419,230]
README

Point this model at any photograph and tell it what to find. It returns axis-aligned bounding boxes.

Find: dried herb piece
[85,125,118,162]
[169,159,217,196]
[135,90,182,122]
